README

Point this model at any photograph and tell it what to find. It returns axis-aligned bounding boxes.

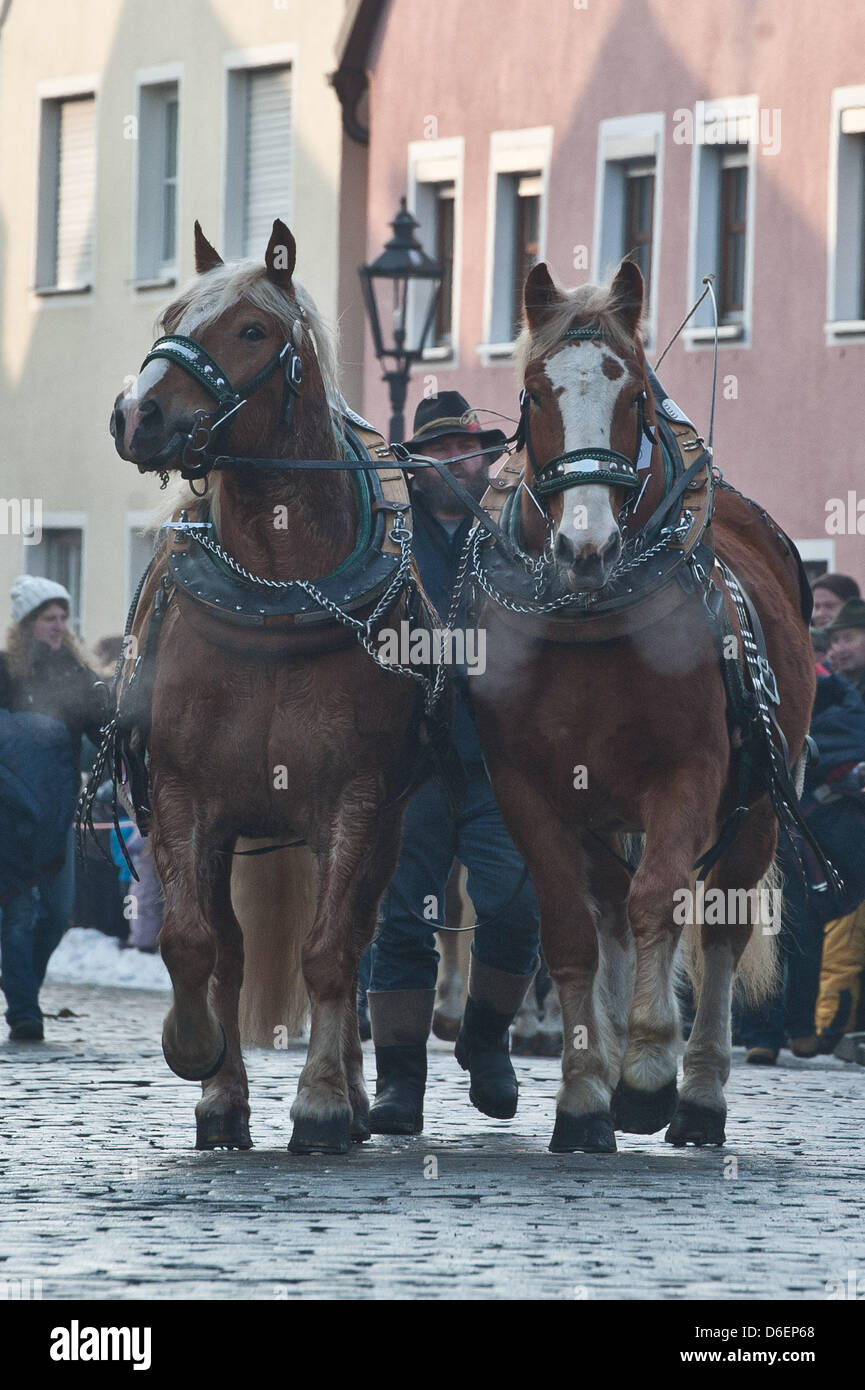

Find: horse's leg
[343,966,371,1143]
[154,809,226,1084]
[667,797,778,1147]
[194,839,252,1151]
[482,767,616,1152]
[289,791,401,1155]
[587,838,635,1090]
[614,769,722,1135]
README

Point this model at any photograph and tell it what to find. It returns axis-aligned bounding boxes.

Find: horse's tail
[680,859,782,1006]
[232,841,317,1047]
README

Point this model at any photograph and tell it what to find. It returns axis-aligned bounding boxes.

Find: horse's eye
[241,325,266,342]
[529,391,541,407]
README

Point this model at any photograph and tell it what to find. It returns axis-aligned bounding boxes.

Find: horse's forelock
[157,262,341,406]
[515,278,642,379]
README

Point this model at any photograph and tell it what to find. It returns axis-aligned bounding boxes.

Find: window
[827,88,865,339]
[510,174,541,339]
[480,128,551,357]
[135,80,180,284]
[685,97,756,346]
[225,63,293,258]
[794,540,835,587]
[35,93,96,293]
[433,183,455,347]
[624,162,655,302]
[407,137,464,361]
[487,167,543,345]
[718,151,748,320]
[25,527,83,628]
[593,115,664,347]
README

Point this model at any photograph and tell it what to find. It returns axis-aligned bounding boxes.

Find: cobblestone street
[1,981,863,1301]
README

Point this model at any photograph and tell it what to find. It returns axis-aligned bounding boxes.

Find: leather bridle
[516,324,653,500]
[136,331,304,482]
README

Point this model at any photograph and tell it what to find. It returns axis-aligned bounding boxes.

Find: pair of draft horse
[108,218,814,1155]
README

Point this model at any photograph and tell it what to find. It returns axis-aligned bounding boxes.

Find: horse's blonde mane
[515,274,642,373]
[159,261,342,412]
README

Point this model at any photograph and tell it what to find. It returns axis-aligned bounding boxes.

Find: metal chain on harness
[469,522,678,617]
[193,525,451,717]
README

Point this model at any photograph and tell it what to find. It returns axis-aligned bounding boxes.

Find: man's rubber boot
[454,959,533,1120]
[368,989,435,1136]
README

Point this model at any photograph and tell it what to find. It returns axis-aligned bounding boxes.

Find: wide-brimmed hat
[405,391,506,459]
[826,598,865,636]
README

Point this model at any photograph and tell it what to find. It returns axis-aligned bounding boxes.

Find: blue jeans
[0,825,75,1027]
[363,766,540,995]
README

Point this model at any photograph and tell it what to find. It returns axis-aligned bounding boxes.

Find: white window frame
[132,64,183,292]
[22,511,87,629]
[794,539,836,587]
[685,95,758,349]
[593,113,664,350]
[479,126,553,363]
[126,509,161,606]
[407,136,464,368]
[33,75,99,300]
[222,43,298,260]
[826,85,865,344]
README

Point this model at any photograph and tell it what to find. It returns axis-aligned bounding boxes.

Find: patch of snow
[45,928,170,992]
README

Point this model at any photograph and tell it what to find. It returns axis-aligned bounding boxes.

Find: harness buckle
[187,409,214,455]
[757,656,780,706]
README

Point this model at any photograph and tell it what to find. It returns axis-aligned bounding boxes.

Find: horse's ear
[524,262,561,330]
[610,259,644,337]
[194,221,223,273]
[265,219,297,292]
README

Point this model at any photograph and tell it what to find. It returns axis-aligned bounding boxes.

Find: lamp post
[359,198,444,443]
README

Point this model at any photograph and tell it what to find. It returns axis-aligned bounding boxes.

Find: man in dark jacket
[364,393,540,1135]
[740,670,865,1062]
[826,598,865,698]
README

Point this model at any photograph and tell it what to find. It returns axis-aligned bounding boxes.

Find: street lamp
[359,197,444,443]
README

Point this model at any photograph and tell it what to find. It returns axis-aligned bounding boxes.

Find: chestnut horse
[472,259,812,1153]
[110,220,424,1154]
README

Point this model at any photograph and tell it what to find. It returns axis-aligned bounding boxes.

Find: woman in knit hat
[0,576,105,1040]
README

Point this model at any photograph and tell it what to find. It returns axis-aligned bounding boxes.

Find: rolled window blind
[56,96,96,289]
[243,65,292,256]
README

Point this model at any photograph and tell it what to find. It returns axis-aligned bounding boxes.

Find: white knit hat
[10,574,71,625]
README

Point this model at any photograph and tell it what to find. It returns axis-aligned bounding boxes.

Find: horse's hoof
[288,1113,352,1155]
[611,1077,678,1134]
[549,1111,617,1153]
[162,1022,226,1082]
[350,1112,371,1143]
[195,1110,252,1151]
[665,1100,726,1147]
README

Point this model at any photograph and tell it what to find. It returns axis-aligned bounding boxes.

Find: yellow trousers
[816,903,865,1033]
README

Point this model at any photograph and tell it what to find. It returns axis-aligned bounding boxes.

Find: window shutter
[56,96,96,289]
[243,66,292,256]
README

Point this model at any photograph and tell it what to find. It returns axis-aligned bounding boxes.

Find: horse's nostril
[555,532,577,565]
[138,397,158,418]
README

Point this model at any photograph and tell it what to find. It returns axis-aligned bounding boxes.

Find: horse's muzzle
[555,530,622,593]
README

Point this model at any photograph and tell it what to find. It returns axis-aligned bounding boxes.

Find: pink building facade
[336,0,865,585]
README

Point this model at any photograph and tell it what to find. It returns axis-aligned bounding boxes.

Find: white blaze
[544,342,625,556]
